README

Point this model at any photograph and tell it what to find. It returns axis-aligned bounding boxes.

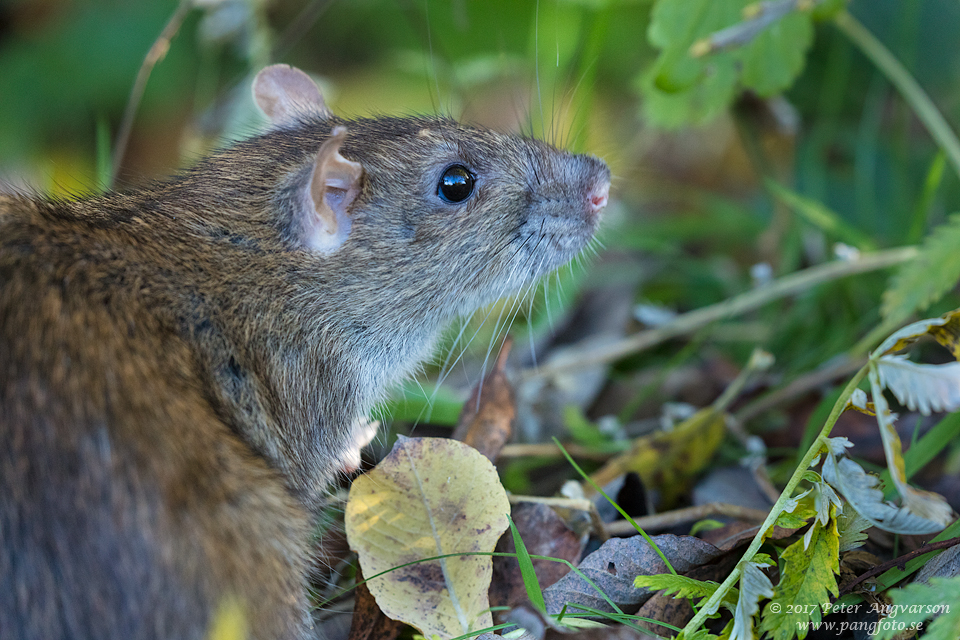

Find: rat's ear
[253,64,333,125]
[299,126,364,254]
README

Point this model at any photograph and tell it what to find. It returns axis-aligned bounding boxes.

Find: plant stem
[834,11,960,181]
[110,0,192,188]
[525,247,917,380]
[679,365,868,637]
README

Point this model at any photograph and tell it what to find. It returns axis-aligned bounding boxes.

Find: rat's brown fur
[0,91,609,638]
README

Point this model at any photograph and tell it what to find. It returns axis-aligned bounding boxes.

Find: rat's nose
[587,180,610,219]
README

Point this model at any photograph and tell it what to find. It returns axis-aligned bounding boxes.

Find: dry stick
[109,0,193,188]
[605,503,769,537]
[838,537,960,596]
[498,442,612,461]
[690,0,826,57]
[523,247,918,381]
[734,354,866,423]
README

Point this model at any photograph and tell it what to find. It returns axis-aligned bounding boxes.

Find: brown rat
[0,64,610,639]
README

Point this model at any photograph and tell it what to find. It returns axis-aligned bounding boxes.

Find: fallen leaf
[588,407,726,508]
[452,338,514,463]
[916,544,960,584]
[345,437,509,639]
[490,501,585,609]
[542,534,723,616]
[346,567,405,640]
[634,539,741,635]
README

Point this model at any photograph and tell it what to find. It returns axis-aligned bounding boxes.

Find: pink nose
[588,181,610,217]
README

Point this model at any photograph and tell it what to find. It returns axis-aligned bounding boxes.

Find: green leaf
[739,10,813,96]
[638,55,737,128]
[777,489,817,529]
[836,507,871,553]
[776,509,813,530]
[875,576,960,640]
[765,180,876,250]
[634,573,723,602]
[641,0,814,127]
[507,515,546,613]
[759,521,840,640]
[882,215,960,324]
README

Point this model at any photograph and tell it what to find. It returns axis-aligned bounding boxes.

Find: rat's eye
[437,165,475,203]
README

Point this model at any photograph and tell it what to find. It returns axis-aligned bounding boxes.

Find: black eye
[437,165,475,203]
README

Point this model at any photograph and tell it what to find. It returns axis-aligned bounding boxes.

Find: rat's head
[254,64,610,319]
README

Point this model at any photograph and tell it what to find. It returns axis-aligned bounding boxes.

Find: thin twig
[110,0,193,188]
[735,354,866,423]
[498,442,614,461]
[523,247,917,381]
[691,0,823,57]
[838,537,960,596]
[605,503,770,536]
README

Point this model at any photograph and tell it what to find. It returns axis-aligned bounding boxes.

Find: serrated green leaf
[882,215,960,324]
[680,628,722,640]
[776,511,816,529]
[633,573,722,602]
[759,521,840,640]
[813,482,842,527]
[836,507,871,553]
[776,509,814,530]
[778,489,817,530]
[874,576,960,640]
[750,553,775,568]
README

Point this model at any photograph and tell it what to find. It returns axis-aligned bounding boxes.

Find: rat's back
[0,195,313,639]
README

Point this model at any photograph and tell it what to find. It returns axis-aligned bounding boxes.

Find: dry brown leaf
[634,539,740,635]
[451,338,515,463]
[346,567,406,640]
[542,534,723,616]
[490,501,585,609]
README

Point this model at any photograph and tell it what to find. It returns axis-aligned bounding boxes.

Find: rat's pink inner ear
[300,126,363,254]
[253,64,332,125]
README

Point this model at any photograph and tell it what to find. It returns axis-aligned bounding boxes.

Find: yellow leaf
[930,309,960,360]
[589,407,726,507]
[345,437,510,639]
